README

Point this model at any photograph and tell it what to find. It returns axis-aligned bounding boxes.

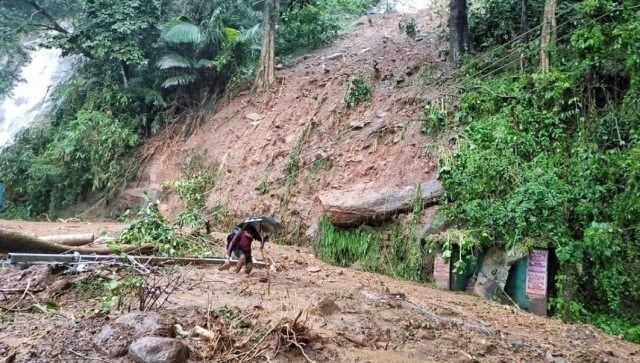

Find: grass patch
[314,215,432,282]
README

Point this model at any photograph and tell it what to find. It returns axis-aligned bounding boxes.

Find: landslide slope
[139,8,450,235]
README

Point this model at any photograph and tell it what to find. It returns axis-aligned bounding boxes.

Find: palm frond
[207,27,225,45]
[161,74,197,88]
[160,16,203,44]
[238,24,261,46]
[156,53,194,69]
[194,59,217,69]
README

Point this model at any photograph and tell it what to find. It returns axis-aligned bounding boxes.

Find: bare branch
[20,0,69,34]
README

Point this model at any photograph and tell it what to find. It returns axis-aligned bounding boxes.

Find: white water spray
[370,0,435,14]
[0,46,75,148]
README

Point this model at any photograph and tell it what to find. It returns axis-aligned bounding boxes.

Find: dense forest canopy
[0,0,375,218]
[437,0,640,341]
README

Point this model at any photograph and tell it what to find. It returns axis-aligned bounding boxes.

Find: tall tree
[254,0,280,91]
[540,0,557,73]
[521,0,529,44]
[449,0,469,65]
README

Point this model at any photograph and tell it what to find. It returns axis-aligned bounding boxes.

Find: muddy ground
[1,220,639,363]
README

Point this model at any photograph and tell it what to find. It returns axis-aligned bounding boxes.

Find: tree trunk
[0,229,153,254]
[540,0,557,74]
[449,0,469,66]
[254,0,280,91]
[39,233,95,246]
[521,0,529,44]
[520,0,530,70]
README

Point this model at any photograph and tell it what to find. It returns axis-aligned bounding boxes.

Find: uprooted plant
[117,202,210,256]
[96,264,190,312]
[274,310,316,362]
[187,306,318,362]
[116,153,224,257]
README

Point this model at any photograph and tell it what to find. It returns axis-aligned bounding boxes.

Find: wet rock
[474,247,510,299]
[349,120,365,130]
[128,337,189,363]
[318,181,443,227]
[0,265,52,290]
[305,221,319,239]
[120,188,161,211]
[245,112,262,121]
[418,205,443,240]
[325,52,344,60]
[311,296,339,316]
[94,312,176,358]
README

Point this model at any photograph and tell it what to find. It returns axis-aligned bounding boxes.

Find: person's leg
[244,251,253,275]
[234,250,247,273]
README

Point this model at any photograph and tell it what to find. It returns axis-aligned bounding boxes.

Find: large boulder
[318,180,443,227]
[128,337,190,363]
[94,312,175,358]
[119,187,162,211]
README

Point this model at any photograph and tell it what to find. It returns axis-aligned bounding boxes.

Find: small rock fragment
[245,113,262,121]
[128,337,190,363]
[311,296,339,316]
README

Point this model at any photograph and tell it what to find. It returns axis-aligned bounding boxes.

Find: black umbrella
[236,216,284,234]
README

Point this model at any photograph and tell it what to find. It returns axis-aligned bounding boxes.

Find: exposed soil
[0,219,125,238]
[1,221,639,362]
[137,7,453,236]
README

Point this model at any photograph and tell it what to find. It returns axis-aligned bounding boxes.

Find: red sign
[526,249,548,298]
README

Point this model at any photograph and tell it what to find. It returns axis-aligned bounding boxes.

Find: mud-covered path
[1,220,638,362]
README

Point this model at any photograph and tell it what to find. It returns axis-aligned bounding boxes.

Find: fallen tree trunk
[0,229,152,255]
[39,233,95,246]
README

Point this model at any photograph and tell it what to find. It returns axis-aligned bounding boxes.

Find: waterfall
[370,0,434,14]
[0,46,76,148]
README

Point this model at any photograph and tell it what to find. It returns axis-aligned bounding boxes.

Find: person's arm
[227,230,241,260]
[261,235,269,249]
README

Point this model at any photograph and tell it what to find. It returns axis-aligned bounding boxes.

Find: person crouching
[219,225,263,274]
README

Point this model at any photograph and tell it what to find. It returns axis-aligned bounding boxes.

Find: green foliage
[441,0,640,334]
[278,3,340,54]
[419,99,459,135]
[156,14,261,107]
[345,76,372,107]
[399,18,418,39]
[256,179,269,195]
[591,313,640,343]
[314,215,430,282]
[0,108,141,218]
[277,0,377,55]
[172,153,219,230]
[100,274,144,312]
[118,203,188,256]
[468,0,552,50]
